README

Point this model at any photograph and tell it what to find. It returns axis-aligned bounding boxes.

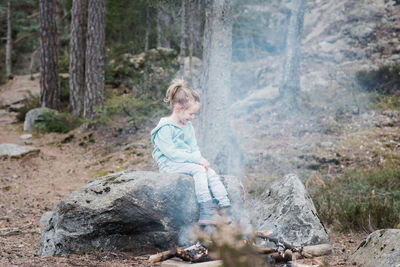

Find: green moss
[89,168,110,178]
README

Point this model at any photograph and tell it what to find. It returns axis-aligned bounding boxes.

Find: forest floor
[0,75,388,266]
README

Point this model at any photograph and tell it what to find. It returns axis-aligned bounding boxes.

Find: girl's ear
[174,104,184,111]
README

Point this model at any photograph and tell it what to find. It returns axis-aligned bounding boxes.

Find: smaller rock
[39,212,53,228]
[0,144,40,159]
[350,229,400,267]
[24,107,57,132]
[20,134,32,140]
[320,142,333,148]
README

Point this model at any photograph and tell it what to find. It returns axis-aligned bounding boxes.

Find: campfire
[148,229,332,265]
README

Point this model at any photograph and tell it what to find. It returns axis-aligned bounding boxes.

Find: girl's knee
[207,168,217,176]
[191,164,207,175]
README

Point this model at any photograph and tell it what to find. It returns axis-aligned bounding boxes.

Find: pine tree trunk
[55,0,61,55]
[179,0,186,78]
[156,2,171,49]
[69,0,87,116]
[84,0,105,119]
[188,0,194,88]
[156,7,161,48]
[6,1,12,79]
[193,0,204,56]
[39,0,59,110]
[279,0,306,108]
[200,0,240,174]
[145,4,149,51]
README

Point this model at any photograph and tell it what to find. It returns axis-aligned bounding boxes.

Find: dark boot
[198,200,216,225]
[219,205,233,224]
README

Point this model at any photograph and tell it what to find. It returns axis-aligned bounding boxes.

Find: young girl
[151,80,232,225]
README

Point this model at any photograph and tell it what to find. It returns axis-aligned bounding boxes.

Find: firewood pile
[148,230,332,265]
[254,230,333,262]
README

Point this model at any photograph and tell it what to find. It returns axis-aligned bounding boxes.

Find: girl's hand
[199,157,210,171]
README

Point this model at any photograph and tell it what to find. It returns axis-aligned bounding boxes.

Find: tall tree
[6,1,12,79]
[39,0,59,110]
[156,2,171,49]
[188,0,194,87]
[200,0,240,174]
[144,3,150,51]
[84,0,106,119]
[179,0,186,77]
[69,0,87,116]
[279,0,306,108]
[55,0,62,55]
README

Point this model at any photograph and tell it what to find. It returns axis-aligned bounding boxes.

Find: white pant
[158,159,230,206]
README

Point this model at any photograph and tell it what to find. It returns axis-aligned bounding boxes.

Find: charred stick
[148,247,176,263]
[256,232,297,251]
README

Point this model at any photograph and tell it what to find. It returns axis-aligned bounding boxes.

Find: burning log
[256,230,297,251]
[175,243,210,263]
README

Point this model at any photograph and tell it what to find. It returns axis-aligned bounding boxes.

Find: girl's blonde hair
[164,79,200,109]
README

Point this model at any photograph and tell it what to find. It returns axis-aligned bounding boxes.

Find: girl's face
[175,101,200,126]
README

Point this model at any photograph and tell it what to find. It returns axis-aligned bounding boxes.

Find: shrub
[375,94,400,110]
[16,92,40,122]
[311,165,400,232]
[356,64,400,94]
[95,95,167,127]
[35,111,82,133]
[58,53,69,73]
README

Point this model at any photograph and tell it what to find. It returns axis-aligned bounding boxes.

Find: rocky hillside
[233,0,400,109]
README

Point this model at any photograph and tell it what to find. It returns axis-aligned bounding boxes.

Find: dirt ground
[0,76,365,266]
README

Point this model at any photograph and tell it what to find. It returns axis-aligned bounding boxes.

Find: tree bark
[69,0,87,116]
[145,3,150,52]
[179,0,186,78]
[188,0,194,88]
[200,0,240,174]
[84,0,105,119]
[39,0,60,110]
[55,0,62,55]
[6,1,12,79]
[156,6,161,48]
[279,0,306,108]
[156,2,171,49]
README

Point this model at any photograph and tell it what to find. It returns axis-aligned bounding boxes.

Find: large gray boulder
[249,173,329,246]
[38,171,198,257]
[37,171,244,257]
[23,107,56,131]
[350,229,400,267]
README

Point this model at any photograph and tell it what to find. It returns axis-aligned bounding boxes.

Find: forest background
[0,0,399,266]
